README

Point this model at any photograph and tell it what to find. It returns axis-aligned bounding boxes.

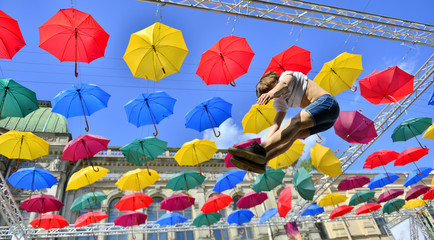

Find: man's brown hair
[256,71,279,98]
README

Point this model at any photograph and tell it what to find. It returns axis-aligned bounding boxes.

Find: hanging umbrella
[224,138,261,168]
[70,192,107,211]
[348,191,375,206]
[368,173,399,190]
[114,211,148,227]
[259,208,278,224]
[236,191,268,209]
[293,167,315,201]
[402,199,428,209]
[62,134,110,171]
[313,52,363,96]
[392,117,432,148]
[0,78,38,118]
[160,194,195,211]
[404,167,433,187]
[268,139,305,169]
[263,45,311,76]
[166,170,205,191]
[423,187,434,200]
[383,199,405,214]
[213,169,246,193]
[227,209,254,225]
[196,36,254,86]
[0,10,26,59]
[39,8,109,77]
[30,214,68,230]
[429,91,434,106]
[363,149,399,174]
[120,137,167,172]
[405,185,430,201]
[329,205,353,219]
[333,110,377,144]
[377,189,404,204]
[355,203,381,215]
[394,147,429,166]
[174,139,217,174]
[124,91,176,136]
[74,211,108,228]
[422,123,434,140]
[192,212,220,227]
[0,130,49,171]
[66,166,109,202]
[277,187,292,218]
[338,175,370,191]
[201,194,233,214]
[185,97,232,137]
[123,22,188,81]
[318,193,347,207]
[20,194,63,213]
[156,212,187,226]
[115,193,153,211]
[115,168,160,191]
[252,168,285,193]
[242,101,276,134]
[301,204,324,216]
[52,83,110,132]
[310,143,342,177]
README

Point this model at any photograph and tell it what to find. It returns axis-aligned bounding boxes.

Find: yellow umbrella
[174,139,217,174]
[123,22,189,82]
[311,143,342,177]
[422,123,434,139]
[242,100,276,134]
[268,139,305,169]
[313,52,363,96]
[318,193,348,207]
[0,130,49,171]
[66,166,109,201]
[115,168,160,191]
[402,199,428,209]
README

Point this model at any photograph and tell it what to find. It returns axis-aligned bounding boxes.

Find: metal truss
[139,0,434,47]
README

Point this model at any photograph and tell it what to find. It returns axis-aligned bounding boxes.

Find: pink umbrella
[333,110,377,144]
[337,175,370,191]
[405,185,430,201]
[236,191,268,209]
[224,138,261,167]
[160,193,195,211]
[20,194,64,213]
[114,211,147,227]
[377,189,404,203]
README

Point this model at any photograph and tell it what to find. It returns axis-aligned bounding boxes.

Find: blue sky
[1,0,433,174]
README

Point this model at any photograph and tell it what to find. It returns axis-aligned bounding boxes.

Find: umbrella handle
[316,134,323,143]
[213,128,221,138]
[78,92,90,132]
[75,62,78,77]
[10,159,20,173]
[205,107,221,138]
[230,81,236,87]
[351,85,357,92]
[153,124,158,137]
[88,158,99,172]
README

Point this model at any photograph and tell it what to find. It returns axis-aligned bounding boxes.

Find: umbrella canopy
[364,149,399,169]
[277,187,292,218]
[74,211,108,228]
[124,91,176,136]
[196,36,254,86]
[0,10,26,59]
[166,170,205,191]
[70,192,107,211]
[301,204,324,216]
[185,97,232,137]
[252,168,285,193]
[359,66,414,104]
[392,117,432,148]
[115,168,160,191]
[423,123,434,139]
[313,52,363,96]
[404,167,433,187]
[293,167,315,200]
[368,173,399,189]
[405,185,429,201]
[268,139,305,169]
[423,187,434,200]
[30,214,68,230]
[227,209,254,225]
[259,208,278,224]
[394,147,429,166]
[7,167,57,191]
[402,199,428,209]
[0,78,38,118]
[160,194,195,211]
[123,22,188,81]
[310,143,342,177]
[52,83,110,132]
[115,193,153,211]
[383,199,405,214]
[338,175,370,191]
[330,205,353,219]
[156,212,187,226]
[201,194,233,214]
[66,166,109,191]
[355,203,381,215]
[213,169,246,193]
[318,193,347,207]
[224,138,261,168]
[20,194,63,213]
[236,191,268,209]
[377,189,404,204]
[120,137,167,166]
[263,45,311,76]
[174,139,217,174]
[114,212,147,227]
[39,8,109,77]
[348,191,375,206]
[192,212,220,227]
[333,110,377,144]
[242,101,276,134]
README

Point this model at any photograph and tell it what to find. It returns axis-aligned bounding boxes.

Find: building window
[147,197,168,240]
[175,208,194,240]
[232,195,253,239]
[107,198,127,240]
[315,222,329,239]
[213,209,229,240]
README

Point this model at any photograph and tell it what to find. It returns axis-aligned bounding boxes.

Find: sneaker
[230,156,266,174]
[228,141,267,165]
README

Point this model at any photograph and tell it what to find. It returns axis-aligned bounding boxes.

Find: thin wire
[339,34,352,53]
[295,27,303,43]
[224,16,231,36]
[351,0,372,52]
[285,25,295,47]
[231,16,238,36]
[399,44,415,64]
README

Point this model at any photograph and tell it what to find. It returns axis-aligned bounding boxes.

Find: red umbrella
[364,150,399,169]
[201,194,233,214]
[224,138,261,167]
[115,193,153,211]
[30,214,68,230]
[333,110,377,144]
[359,66,414,104]
[74,211,108,228]
[20,194,64,213]
[263,45,311,76]
[377,189,404,203]
[114,211,147,227]
[423,187,434,200]
[236,191,268,209]
[39,8,110,77]
[0,10,26,59]
[355,203,381,215]
[337,175,370,191]
[277,187,292,218]
[161,193,195,211]
[405,185,430,201]
[394,147,429,166]
[196,36,255,86]
[330,205,353,219]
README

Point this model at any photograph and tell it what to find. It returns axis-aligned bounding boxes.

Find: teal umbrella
[166,170,205,191]
[192,212,220,227]
[383,199,405,214]
[120,137,168,170]
[70,192,107,211]
[252,168,285,193]
[293,167,315,200]
[392,117,432,148]
[348,190,375,206]
[0,78,38,118]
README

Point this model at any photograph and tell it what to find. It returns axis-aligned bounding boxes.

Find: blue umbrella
[259,208,278,224]
[156,212,187,226]
[404,167,433,187]
[185,97,232,137]
[429,90,434,106]
[301,204,324,216]
[227,209,254,225]
[52,83,110,132]
[368,173,399,189]
[124,91,176,136]
[213,169,246,193]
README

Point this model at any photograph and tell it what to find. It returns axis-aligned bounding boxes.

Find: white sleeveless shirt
[273,71,308,112]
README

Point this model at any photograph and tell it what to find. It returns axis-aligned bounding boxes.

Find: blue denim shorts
[304,94,340,135]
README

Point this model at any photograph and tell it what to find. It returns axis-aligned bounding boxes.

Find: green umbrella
[293,167,315,200]
[166,170,205,191]
[348,190,375,206]
[0,78,38,118]
[383,199,405,214]
[392,117,432,148]
[192,212,221,227]
[70,192,107,211]
[252,168,285,193]
[120,137,168,170]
